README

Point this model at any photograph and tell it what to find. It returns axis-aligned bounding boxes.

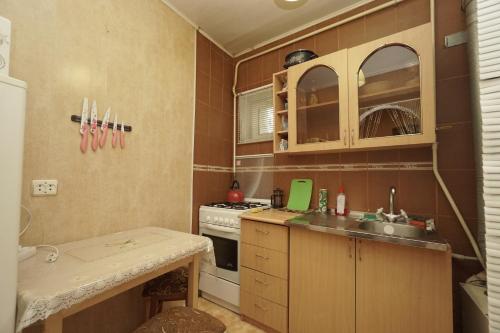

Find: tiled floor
[198,297,265,333]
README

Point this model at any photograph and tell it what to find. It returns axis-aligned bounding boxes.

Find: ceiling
[163,0,367,56]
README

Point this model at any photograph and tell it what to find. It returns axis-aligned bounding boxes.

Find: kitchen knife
[112,114,118,148]
[99,108,110,148]
[90,100,99,151]
[79,98,89,153]
[120,120,125,149]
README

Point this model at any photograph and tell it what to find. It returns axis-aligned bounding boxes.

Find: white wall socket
[32,180,58,196]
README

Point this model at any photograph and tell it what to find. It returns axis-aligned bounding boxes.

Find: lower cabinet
[240,219,289,332]
[355,239,453,333]
[289,227,356,333]
[240,290,288,333]
[289,228,453,333]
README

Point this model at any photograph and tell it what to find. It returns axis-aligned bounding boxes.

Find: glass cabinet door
[288,50,349,152]
[358,44,421,139]
[348,23,435,149]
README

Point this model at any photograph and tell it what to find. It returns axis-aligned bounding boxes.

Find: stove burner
[206,201,268,210]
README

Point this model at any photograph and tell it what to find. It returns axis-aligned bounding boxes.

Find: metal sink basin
[356,221,428,239]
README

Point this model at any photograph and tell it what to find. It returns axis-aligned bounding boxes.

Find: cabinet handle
[255,278,269,286]
[351,129,355,146]
[254,303,269,311]
[255,254,270,260]
[343,129,347,146]
[348,238,353,258]
[358,240,362,261]
[255,228,269,235]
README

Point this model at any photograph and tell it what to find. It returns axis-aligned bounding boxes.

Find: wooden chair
[133,306,226,333]
[142,267,188,318]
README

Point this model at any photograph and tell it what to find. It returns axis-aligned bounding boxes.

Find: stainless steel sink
[286,212,448,251]
[356,221,428,238]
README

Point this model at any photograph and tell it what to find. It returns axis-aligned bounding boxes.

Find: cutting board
[287,179,313,212]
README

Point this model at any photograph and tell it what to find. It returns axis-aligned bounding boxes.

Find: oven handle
[205,224,239,234]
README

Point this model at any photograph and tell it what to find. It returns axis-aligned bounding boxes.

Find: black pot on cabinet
[283,49,318,69]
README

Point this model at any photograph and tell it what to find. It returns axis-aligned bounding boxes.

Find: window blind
[477,1,500,331]
[237,86,274,144]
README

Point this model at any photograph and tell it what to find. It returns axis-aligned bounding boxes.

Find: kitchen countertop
[240,208,304,225]
[285,212,450,252]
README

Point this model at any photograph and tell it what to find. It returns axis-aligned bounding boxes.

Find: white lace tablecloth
[16,227,214,332]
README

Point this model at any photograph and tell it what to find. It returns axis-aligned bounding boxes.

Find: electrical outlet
[32,180,58,196]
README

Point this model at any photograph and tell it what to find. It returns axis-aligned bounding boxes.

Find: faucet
[382,186,402,223]
[389,186,396,215]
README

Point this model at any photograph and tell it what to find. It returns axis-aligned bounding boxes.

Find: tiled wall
[4,0,196,331]
[234,0,478,256]
[192,33,235,233]
[231,0,480,330]
[6,0,196,246]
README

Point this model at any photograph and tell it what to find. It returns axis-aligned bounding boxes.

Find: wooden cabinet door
[355,239,453,333]
[287,49,350,153]
[289,228,355,333]
[347,23,435,150]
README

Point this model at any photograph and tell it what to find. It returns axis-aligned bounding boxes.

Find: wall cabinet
[287,50,350,153]
[289,228,452,333]
[273,23,435,154]
[348,23,435,149]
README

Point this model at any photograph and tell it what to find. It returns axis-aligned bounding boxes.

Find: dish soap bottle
[336,185,346,216]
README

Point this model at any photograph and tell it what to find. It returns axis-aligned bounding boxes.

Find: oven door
[199,223,240,285]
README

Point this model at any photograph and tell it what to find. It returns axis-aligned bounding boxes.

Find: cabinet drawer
[241,290,288,333]
[241,219,288,253]
[241,243,288,279]
[241,266,288,306]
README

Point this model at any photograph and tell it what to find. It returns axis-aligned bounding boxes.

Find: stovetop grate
[205,202,269,210]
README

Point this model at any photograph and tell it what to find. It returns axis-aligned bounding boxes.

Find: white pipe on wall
[433,143,486,268]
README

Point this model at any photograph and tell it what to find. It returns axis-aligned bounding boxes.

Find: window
[237,86,274,144]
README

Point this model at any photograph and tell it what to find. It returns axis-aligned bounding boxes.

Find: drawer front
[241,243,288,279]
[241,290,288,333]
[241,266,288,306]
[241,219,289,253]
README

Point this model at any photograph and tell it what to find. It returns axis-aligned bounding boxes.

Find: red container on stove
[227,180,244,203]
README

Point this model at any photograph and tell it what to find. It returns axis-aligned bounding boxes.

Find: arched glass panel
[358,44,421,139]
[296,65,340,144]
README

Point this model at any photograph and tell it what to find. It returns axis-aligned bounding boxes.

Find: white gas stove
[198,199,270,313]
[199,200,269,229]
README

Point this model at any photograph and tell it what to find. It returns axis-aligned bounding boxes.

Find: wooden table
[16,227,213,333]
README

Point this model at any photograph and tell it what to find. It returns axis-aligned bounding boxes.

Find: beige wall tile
[5,0,196,247]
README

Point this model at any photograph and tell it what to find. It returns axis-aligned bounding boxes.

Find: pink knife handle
[120,131,125,149]
[80,124,89,153]
[99,126,109,148]
[91,129,99,151]
[112,131,118,148]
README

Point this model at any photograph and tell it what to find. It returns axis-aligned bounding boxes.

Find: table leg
[43,313,63,333]
[187,254,200,308]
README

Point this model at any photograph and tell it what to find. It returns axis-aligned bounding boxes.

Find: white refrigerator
[0,74,27,332]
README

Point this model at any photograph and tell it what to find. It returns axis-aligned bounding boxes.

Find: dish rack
[359,97,421,139]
